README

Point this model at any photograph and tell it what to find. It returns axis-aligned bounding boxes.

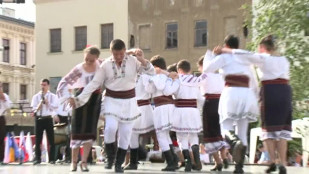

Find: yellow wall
[34,0,128,92]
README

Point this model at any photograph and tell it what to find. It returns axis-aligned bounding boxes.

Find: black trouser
[0,116,6,162]
[35,116,55,162]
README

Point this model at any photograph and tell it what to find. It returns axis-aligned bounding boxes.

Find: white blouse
[76,54,155,106]
[0,93,11,116]
[136,74,153,100]
[149,74,180,98]
[56,61,101,104]
[231,49,290,81]
[203,51,259,91]
[200,73,224,95]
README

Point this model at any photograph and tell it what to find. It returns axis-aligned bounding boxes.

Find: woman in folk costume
[204,35,259,174]
[71,40,154,173]
[170,60,206,172]
[197,52,230,171]
[124,72,155,170]
[220,35,292,174]
[57,46,102,172]
[149,55,179,171]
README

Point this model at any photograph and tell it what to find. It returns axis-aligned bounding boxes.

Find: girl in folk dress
[57,46,102,172]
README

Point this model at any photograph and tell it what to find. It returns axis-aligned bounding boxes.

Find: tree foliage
[243,0,309,119]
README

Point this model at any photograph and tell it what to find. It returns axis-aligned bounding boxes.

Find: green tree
[243,0,309,119]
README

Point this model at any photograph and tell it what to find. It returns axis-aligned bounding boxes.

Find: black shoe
[233,146,246,174]
[182,150,192,172]
[49,161,55,164]
[210,163,223,171]
[124,148,138,170]
[224,131,244,163]
[104,143,116,169]
[115,148,127,173]
[191,145,202,171]
[33,160,41,165]
[169,144,179,169]
[233,163,244,174]
[223,158,229,169]
[278,165,287,174]
[266,163,277,173]
[161,150,176,171]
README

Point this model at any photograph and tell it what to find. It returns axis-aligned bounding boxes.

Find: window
[20,84,27,100]
[2,39,9,63]
[166,23,178,49]
[2,83,9,95]
[195,20,207,47]
[20,42,26,65]
[49,77,62,93]
[139,24,151,50]
[50,28,61,52]
[101,24,113,49]
[75,26,87,51]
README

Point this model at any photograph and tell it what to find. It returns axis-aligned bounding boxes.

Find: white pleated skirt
[153,104,174,132]
[219,87,259,125]
[101,96,141,122]
[132,104,155,134]
[171,107,203,133]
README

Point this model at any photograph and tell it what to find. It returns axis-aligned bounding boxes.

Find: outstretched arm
[72,66,105,108]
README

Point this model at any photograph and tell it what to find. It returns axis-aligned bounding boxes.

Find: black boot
[233,146,246,174]
[265,163,277,173]
[278,165,287,174]
[223,158,229,169]
[224,131,244,163]
[104,143,115,169]
[115,148,127,173]
[124,148,138,170]
[161,150,176,171]
[191,145,202,171]
[169,144,179,169]
[182,150,192,172]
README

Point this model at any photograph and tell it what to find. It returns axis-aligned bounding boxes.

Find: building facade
[0,9,35,131]
[34,0,129,92]
[0,11,35,103]
[128,0,250,66]
[35,0,250,92]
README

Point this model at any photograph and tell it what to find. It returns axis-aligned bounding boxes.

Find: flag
[3,132,20,163]
[25,132,33,161]
[41,131,49,162]
[19,131,29,162]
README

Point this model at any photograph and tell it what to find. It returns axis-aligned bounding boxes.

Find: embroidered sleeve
[179,74,207,87]
[75,66,105,107]
[163,78,180,96]
[56,66,82,102]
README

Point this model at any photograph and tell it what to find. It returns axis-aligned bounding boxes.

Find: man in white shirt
[70,39,154,173]
[204,35,259,174]
[0,82,12,164]
[31,79,58,165]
